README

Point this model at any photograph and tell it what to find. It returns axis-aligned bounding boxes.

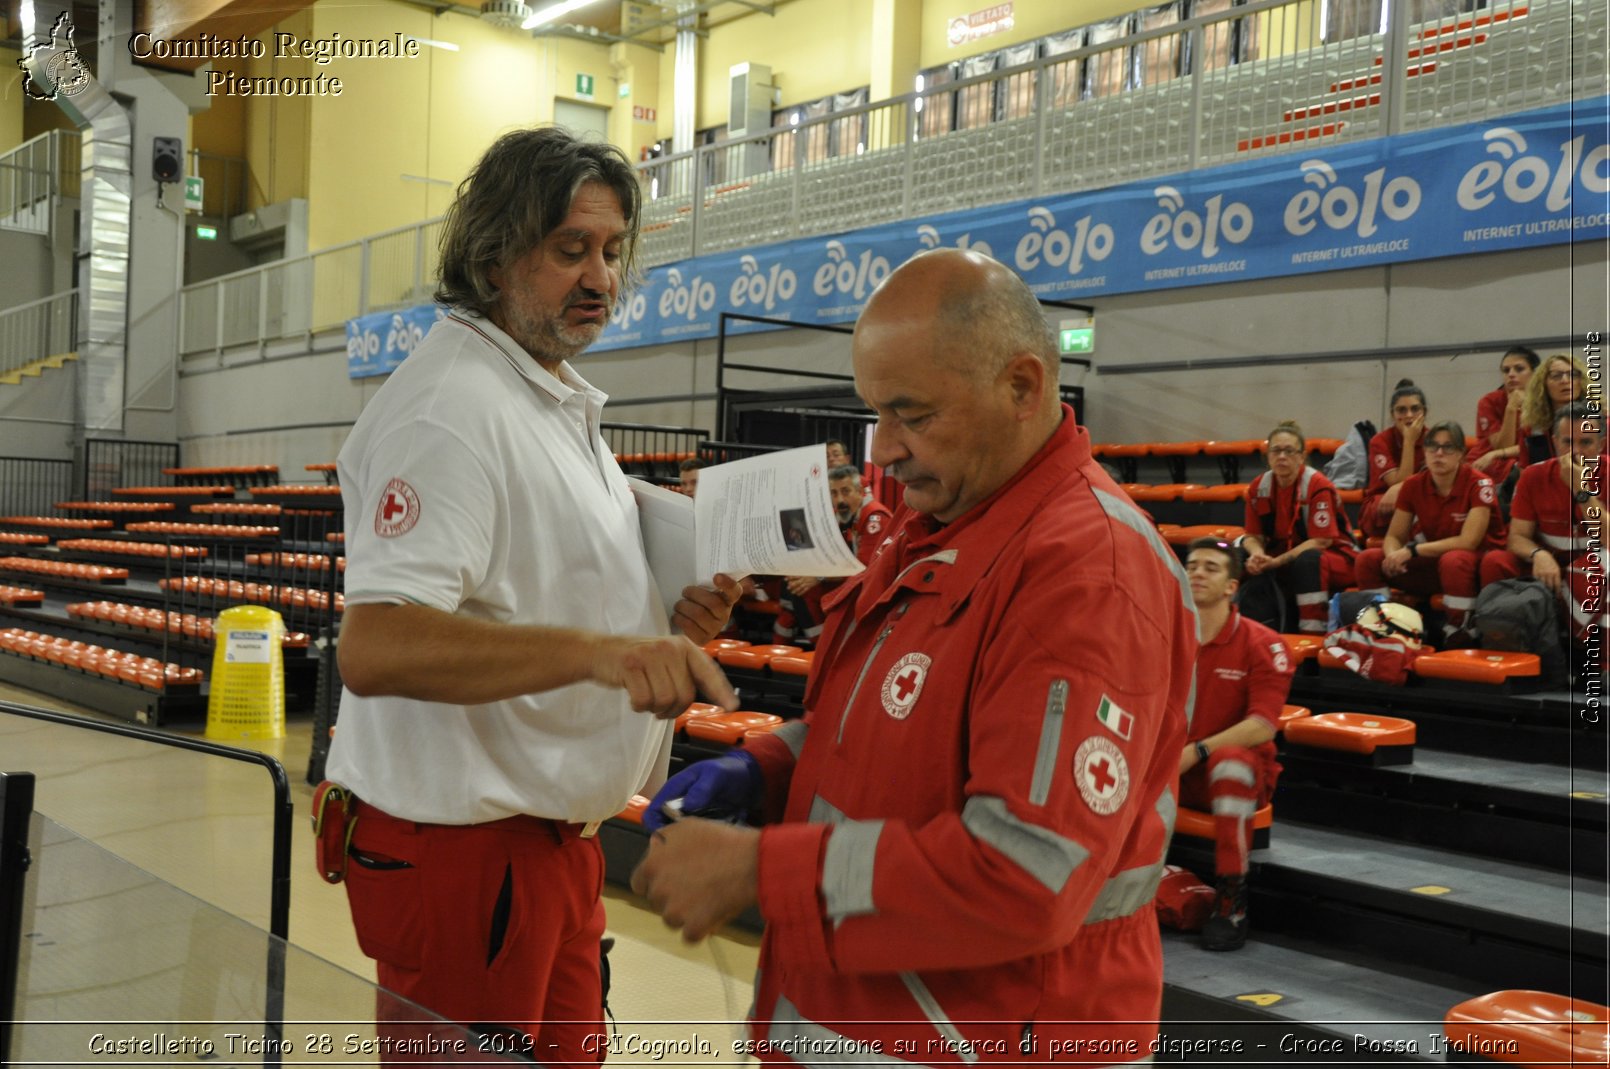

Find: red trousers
[343,799,607,1064]
[1178,745,1280,877]
[1355,548,1483,635]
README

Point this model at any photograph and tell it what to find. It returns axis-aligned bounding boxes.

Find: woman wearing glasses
[1354,420,1506,643]
[1470,346,1538,483]
[1519,353,1592,466]
[1361,379,1429,539]
[1240,421,1357,635]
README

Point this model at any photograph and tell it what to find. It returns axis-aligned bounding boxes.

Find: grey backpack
[1322,420,1376,490]
[1471,578,1565,681]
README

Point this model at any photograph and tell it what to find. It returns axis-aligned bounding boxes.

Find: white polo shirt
[325,311,673,825]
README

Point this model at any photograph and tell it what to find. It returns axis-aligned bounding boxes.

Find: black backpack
[1471,578,1566,682]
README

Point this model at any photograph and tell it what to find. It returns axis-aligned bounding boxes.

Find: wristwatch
[1407,542,1419,557]
[1194,741,1210,764]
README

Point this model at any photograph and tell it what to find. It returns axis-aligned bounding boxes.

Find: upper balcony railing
[0,130,80,236]
[6,0,1596,363]
[635,0,1602,264]
[0,291,77,379]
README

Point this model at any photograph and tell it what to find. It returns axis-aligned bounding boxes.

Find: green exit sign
[576,73,595,97]
[1060,327,1093,354]
[195,225,218,240]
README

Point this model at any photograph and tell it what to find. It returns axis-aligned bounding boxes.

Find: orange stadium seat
[675,702,725,734]
[1202,440,1265,483]
[1306,437,1345,456]
[1126,483,1203,502]
[1283,712,1416,764]
[0,516,114,530]
[1095,443,1150,482]
[715,644,802,671]
[1151,441,1206,482]
[1278,704,1312,730]
[1413,649,1541,686]
[1182,483,1249,503]
[771,651,815,677]
[702,638,751,656]
[0,533,49,546]
[685,711,785,745]
[1279,634,1324,666]
[1338,488,1365,505]
[1162,525,1244,548]
[614,795,652,825]
[1443,991,1609,1066]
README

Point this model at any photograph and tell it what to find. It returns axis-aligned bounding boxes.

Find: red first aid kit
[312,781,356,884]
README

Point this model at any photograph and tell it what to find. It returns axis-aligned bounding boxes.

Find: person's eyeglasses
[1548,370,1582,382]
[1424,441,1463,454]
[1267,446,1303,457]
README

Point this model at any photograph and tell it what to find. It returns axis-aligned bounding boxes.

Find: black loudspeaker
[152,136,182,182]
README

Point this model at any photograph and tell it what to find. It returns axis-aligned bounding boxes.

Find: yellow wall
[698,0,874,122]
[0,48,23,153]
[609,41,661,162]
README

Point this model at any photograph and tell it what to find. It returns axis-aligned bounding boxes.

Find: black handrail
[0,771,35,1069]
[0,701,292,939]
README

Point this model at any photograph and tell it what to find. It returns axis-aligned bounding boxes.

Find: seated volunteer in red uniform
[1179,538,1293,951]
[632,250,1198,1064]
[1518,353,1591,467]
[1481,401,1607,668]
[1355,420,1506,642]
[1240,420,1356,634]
[1470,347,1537,485]
[323,129,738,1063]
[1362,380,1429,539]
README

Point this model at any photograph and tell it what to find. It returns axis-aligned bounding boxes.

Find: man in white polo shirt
[324,127,739,1061]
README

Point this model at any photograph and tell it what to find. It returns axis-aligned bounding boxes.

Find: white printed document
[630,445,866,616]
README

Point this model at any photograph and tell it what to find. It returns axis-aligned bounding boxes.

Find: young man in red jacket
[1180,538,1295,951]
[634,249,1198,1063]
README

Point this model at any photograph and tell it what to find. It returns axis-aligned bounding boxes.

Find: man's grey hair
[932,268,1058,382]
[829,464,862,481]
[1554,399,1606,436]
[436,127,642,315]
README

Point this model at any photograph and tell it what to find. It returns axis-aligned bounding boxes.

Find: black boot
[1201,875,1249,951]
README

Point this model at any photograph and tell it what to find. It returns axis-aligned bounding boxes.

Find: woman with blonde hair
[1520,353,1592,466]
[1240,420,1356,634]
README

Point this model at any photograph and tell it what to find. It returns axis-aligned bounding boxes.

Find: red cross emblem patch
[1073,736,1130,815]
[374,478,421,538]
[880,652,930,720]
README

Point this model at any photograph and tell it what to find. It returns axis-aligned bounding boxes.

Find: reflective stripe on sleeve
[961,795,1089,894]
[1093,488,1196,621]
[1211,795,1260,819]
[773,719,809,760]
[822,819,883,922]
[1029,679,1070,807]
[1208,760,1257,788]
[809,795,847,825]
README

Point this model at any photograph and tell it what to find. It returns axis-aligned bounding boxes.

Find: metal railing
[0,291,76,378]
[179,217,443,357]
[637,0,1602,262]
[0,130,79,236]
[0,456,74,515]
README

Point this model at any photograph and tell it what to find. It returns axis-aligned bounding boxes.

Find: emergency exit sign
[184,175,204,212]
[1060,326,1093,354]
[576,73,595,98]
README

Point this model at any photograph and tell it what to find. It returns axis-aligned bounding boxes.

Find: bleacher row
[0,463,349,719]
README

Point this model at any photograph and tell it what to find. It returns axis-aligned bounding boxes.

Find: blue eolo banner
[348,95,1608,372]
[346,305,448,378]
[591,94,1608,353]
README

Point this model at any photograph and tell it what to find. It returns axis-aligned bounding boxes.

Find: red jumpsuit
[743,412,1197,1064]
[1355,464,1505,635]
[1178,610,1292,877]
[1242,467,1357,633]
[1481,458,1607,653]
[1362,428,1425,538]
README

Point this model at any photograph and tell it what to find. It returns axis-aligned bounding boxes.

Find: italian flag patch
[1095,695,1133,741]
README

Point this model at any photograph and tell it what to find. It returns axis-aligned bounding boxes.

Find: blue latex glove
[642,750,764,832]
